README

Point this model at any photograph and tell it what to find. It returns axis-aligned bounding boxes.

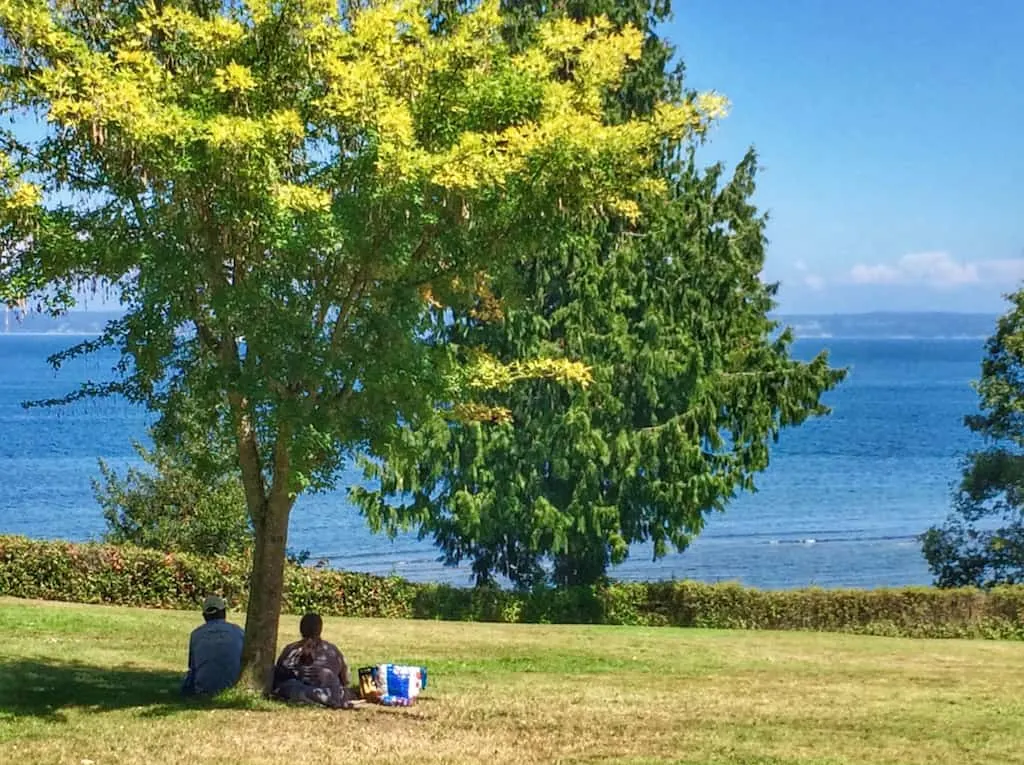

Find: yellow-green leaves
[446,351,593,425]
[0,151,41,216]
[531,15,644,116]
[1,167,41,210]
[306,0,717,197]
[136,4,246,52]
[466,352,593,392]
[5,178,40,209]
[273,183,331,213]
[213,63,257,94]
[204,115,262,149]
[2,0,725,215]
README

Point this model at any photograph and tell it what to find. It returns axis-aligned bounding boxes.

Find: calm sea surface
[0,334,984,589]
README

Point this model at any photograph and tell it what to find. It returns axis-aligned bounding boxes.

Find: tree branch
[268,420,293,505]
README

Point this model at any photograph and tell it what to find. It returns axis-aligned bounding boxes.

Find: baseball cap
[202,594,227,615]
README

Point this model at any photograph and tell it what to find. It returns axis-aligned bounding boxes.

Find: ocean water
[0,333,983,589]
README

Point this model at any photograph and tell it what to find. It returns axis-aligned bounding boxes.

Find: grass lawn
[1,598,1023,764]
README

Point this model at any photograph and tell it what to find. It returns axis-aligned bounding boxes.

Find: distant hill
[1,308,1003,341]
[1,309,123,335]
[776,312,1000,340]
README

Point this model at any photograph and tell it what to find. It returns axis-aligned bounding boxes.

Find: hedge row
[2,535,1023,639]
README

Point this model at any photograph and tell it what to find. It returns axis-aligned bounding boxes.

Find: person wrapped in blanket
[272,612,353,709]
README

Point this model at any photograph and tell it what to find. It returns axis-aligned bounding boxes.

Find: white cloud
[803,274,826,291]
[790,259,825,290]
[980,258,1024,284]
[846,251,1023,289]
[848,262,904,285]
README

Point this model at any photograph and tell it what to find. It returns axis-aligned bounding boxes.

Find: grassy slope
[1,598,1023,764]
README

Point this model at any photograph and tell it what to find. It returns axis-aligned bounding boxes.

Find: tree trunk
[553,541,609,588]
[226,377,296,692]
[237,492,292,691]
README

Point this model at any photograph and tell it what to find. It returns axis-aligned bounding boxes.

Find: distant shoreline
[2,309,1001,340]
[3,331,993,341]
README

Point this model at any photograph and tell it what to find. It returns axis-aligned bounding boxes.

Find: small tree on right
[922,288,1024,587]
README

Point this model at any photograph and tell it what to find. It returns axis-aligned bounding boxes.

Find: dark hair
[203,609,226,623]
[299,613,322,665]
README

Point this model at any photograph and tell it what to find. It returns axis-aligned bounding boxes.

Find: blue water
[0,334,983,589]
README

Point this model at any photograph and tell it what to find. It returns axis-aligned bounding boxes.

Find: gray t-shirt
[186,618,245,695]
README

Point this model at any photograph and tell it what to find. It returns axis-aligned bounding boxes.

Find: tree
[96,437,252,558]
[0,0,720,688]
[356,148,845,587]
[98,385,253,557]
[353,1,844,588]
[922,288,1024,588]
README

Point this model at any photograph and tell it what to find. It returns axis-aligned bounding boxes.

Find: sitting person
[272,612,352,708]
[181,594,245,696]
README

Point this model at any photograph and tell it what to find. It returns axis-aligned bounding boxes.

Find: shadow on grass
[0,658,274,722]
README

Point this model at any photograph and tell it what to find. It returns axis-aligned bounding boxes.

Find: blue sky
[664,0,1024,313]
[29,1,1024,316]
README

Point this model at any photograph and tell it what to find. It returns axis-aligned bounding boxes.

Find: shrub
[1,535,1023,639]
[95,440,252,558]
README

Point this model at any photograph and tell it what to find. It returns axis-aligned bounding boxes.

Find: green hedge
[2,535,1023,639]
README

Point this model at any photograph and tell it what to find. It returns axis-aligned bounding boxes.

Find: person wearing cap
[180,594,245,696]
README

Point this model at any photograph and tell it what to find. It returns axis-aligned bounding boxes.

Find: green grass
[2,597,1024,764]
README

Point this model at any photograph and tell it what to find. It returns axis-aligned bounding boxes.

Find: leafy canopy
[922,288,1024,587]
[0,0,726,501]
